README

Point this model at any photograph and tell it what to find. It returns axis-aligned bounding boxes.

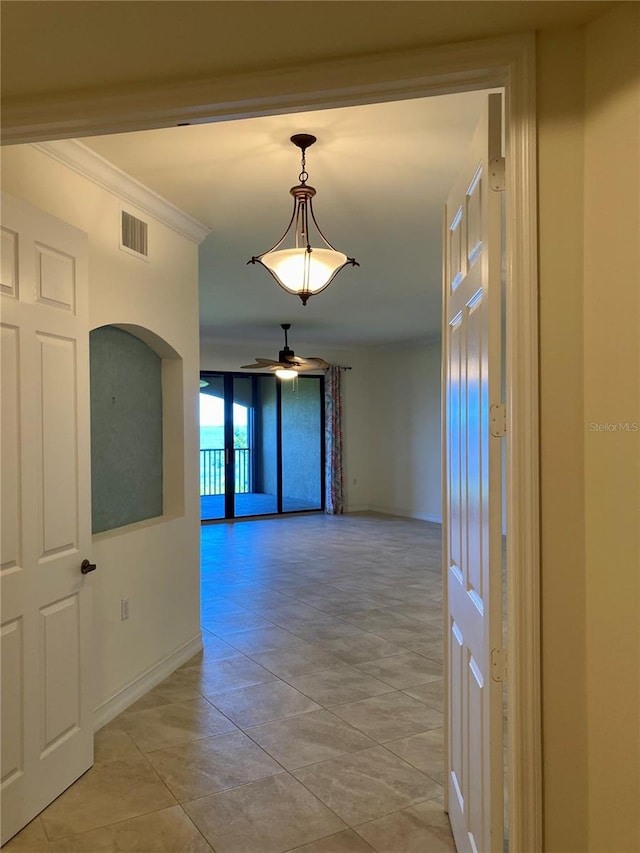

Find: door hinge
[491,648,507,682]
[490,157,505,192]
[490,402,507,437]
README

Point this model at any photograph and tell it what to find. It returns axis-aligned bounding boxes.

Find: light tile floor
[5,513,455,853]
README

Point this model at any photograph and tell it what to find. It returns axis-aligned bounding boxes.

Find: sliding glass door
[200,372,324,521]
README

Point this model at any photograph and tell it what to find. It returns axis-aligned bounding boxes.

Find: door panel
[0,193,92,845]
[41,594,81,753]
[1,618,23,786]
[35,243,77,311]
[39,334,79,556]
[443,94,504,853]
[1,227,19,297]
[1,324,20,570]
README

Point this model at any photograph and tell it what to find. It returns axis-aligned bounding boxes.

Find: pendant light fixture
[248,134,359,305]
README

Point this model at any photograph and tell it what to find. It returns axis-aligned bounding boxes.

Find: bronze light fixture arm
[247,189,305,262]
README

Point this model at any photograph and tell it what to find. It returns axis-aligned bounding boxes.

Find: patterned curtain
[324,365,344,514]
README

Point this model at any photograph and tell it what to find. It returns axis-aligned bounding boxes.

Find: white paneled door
[1,194,93,844]
[443,94,504,852]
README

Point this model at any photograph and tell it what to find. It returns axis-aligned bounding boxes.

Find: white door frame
[4,32,541,853]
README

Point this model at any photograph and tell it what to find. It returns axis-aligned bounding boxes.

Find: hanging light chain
[299,146,309,185]
[295,146,311,249]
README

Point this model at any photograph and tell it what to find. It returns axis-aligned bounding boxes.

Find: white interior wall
[1,145,203,727]
[368,339,442,522]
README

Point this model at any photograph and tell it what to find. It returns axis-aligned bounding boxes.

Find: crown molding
[32,140,210,244]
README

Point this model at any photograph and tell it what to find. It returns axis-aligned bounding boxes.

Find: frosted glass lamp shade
[261,247,348,297]
[275,368,298,380]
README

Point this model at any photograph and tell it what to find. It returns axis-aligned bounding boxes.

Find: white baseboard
[369,504,442,524]
[93,632,203,731]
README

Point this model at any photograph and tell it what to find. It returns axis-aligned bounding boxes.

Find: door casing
[13,33,541,852]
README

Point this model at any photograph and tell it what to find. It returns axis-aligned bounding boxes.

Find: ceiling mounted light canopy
[248,134,359,306]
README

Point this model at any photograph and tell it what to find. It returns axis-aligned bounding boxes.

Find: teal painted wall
[90,326,163,533]
[281,377,322,510]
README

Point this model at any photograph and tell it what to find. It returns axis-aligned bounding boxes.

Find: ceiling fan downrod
[279,323,294,362]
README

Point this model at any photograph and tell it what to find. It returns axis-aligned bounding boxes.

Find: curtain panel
[324,365,344,514]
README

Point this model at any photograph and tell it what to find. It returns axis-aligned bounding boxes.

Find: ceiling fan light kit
[248,134,359,305]
[241,324,330,379]
[275,368,298,381]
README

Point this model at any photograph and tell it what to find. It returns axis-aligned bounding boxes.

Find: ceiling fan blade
[297,365,330,373]
[242,363,284,373]
[301,357,331,369]
[242,330,329,374]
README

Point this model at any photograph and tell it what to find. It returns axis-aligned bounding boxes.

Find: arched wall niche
[90,323,185,536]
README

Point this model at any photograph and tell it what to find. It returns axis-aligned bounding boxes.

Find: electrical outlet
[121,598,129,621]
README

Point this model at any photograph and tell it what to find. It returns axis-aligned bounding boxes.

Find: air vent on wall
[121,210,148,257]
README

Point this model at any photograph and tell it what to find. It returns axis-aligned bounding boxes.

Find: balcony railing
[200,448,251,495]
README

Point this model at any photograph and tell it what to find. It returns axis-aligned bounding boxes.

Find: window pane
[200,375,225,520]
[248,375,279,516]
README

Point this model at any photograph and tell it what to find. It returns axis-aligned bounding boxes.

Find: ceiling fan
[241,324,330,377]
